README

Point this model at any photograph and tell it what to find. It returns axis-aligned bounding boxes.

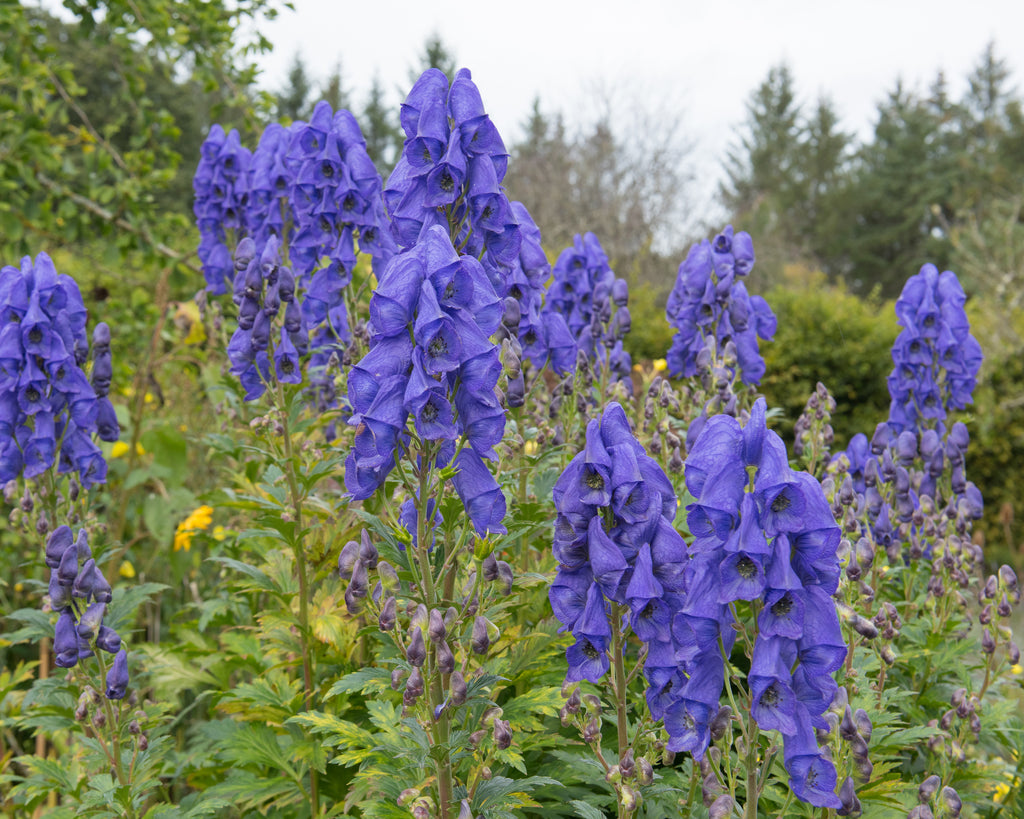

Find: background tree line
[3,2,1024,561]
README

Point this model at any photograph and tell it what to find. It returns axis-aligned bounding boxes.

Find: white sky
[253,0,1023,228]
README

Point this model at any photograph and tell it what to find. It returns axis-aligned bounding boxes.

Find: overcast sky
[255,0,1021,222]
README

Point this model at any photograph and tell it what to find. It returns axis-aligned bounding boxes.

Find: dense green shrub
[759,269,897,447]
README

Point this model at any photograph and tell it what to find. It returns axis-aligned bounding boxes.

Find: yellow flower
[110,441,145,458]
[524,440,538,456]
[174,505,214,552]
[212,525,227,542]
[1012,663,1022,675]
[119,560,136,579]
[653,358,668,372]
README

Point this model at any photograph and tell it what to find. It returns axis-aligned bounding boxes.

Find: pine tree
[363,73,400,174]
[321,61,349,113]
[277,52,311,123]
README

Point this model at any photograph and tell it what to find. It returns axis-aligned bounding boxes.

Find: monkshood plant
[7,59,1024,819]
[0,254,171,817]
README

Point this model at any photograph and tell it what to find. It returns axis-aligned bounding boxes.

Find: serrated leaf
[327,667,395,699]
[570,799,607,819]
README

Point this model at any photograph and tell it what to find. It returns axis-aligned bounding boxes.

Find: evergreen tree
[277,52,311,122]
[411,32,458,82]
[363,73,400,174]
[321,61,349,113]
[828,81,956,295]
[721,64,803,224]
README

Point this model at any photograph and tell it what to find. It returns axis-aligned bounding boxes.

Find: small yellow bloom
[1012,663,1022,676]
[524,440,538,456]
[653,358,668,372]
[111,441,146,458]
[14,582,23,593]
[119,560,136,579]
[212,525,227,542]
[174,505,214,552]
[144,392,155,405]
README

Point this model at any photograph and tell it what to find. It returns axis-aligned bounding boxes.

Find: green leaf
[326,667,395,699]
[570,799,608,819]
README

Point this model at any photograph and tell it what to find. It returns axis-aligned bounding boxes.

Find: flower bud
[622,754,646,787]
[379,596,397,632]
[405,667,424,701]
[710,705,732,741]
[583,716,601,743]
[907,807,934,819]
[493,718,512,750]
[619,748,635,779]
[837,775,861,817]
[450,671,467,706]
[940,786,961,817]
[469,729,487,747]
[358,530,378,570]
[338,540,359,580]
[471,616,490,655]
[853,708,872,742]
[428,608,446,643]
[918,774,940,804]
[457,799,473,819]
[708,795,734,819]
[407,626,427,667]
[96,625,121,654]
[496,560,513,595]
[390,667,406,691]
[855,755,873,783]
[436,639,455,675]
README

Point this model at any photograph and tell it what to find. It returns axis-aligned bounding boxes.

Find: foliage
[1,19,1023,819]
[759,268,897,448]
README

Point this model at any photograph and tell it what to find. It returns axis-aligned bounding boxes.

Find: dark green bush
[759,271,897,448]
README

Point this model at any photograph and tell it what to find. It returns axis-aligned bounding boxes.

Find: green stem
[413,447,453,819]
[611,603,629,759]
[274,383,319,817]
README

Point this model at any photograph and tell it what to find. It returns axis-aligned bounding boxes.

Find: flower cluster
[672,399,845,807]
[549,402,686,683]
[226,237,305,400]
[174,504,215,552]
[45,525,129,699]
[542,232,632,385]
[834,420,983,566]
[665,226,776,385]
[505,202,575,377]
[246,122,297,251]
[194,126,252,294]
[887,264,982,435]
[0,253,117,487]
[384,68,520,291]
[286,102,395,341]
[345,225,507,536]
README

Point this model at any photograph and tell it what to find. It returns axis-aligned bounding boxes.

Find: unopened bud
[940,786,961,817]
[407,626,427,667]
[428,608,446,643]
[637,756,653,786]
[709,795,734,819]
[379,597,397,632]
[436,639,455,675]
[471,616,490,654]
[493,718,512,749]
[710,705,732,741]
[450,671,467,706]
[918,774,940,804]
